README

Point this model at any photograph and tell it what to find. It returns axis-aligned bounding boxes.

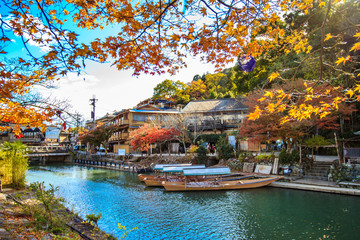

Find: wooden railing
[109,133,130,141]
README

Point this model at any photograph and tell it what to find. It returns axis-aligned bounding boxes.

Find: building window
[133,114,147,121]
[148,115,156,121]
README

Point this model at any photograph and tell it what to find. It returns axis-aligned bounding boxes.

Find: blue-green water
[26,164,360,239]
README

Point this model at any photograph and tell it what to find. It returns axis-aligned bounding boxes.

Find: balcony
[112,119,129,126]
[109,133,130,141]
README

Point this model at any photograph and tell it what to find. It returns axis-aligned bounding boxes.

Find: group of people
[207,143,216,155]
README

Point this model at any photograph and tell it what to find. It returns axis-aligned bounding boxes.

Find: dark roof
[182,98,248,113]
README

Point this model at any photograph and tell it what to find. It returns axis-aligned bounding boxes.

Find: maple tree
[1,0,360,134]
[129,124,179,154]
[241,80,356,151]
[246,0,360,122]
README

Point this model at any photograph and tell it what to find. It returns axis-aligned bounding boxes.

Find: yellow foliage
[319,1,326,7]
[336,56,348,66]
[264,91,274,99]
[248,106,262,121]
[350,42,360,52]
[346,89,355,98]
[324,33,333,41]
[268,72,280,82]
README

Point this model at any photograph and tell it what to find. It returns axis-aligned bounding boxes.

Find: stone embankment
[74,153,360,196]
[73,153,193,173]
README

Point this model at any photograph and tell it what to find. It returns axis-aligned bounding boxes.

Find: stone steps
[304,162,332,181]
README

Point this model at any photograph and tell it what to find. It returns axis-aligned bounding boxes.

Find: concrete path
[292,178,337,187]
[313,155,338,162]
[270,180,360,196]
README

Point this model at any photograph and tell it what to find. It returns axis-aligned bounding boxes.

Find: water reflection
[27,164,360,240]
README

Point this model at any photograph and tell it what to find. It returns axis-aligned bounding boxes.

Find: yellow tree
[1,0,359,133]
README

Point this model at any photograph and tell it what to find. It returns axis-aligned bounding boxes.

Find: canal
[26,164,360,240]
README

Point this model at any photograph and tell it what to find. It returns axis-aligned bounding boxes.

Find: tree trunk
[312,147,315,161]
[334,132,341,165]
[168,142,171,156]
[182,141,187,155]
[299,143,302,166]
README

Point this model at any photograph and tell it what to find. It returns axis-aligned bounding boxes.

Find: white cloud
[36,56,235,122]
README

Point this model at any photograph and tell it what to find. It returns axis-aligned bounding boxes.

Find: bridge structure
[26,146,72,164]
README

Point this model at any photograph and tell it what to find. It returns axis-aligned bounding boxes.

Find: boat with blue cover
[162,167,282,191]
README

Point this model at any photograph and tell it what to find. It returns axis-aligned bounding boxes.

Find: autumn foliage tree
[247,0,360,123]
[130,124,179,154]
[2,0,360,134]
[241,80,356,151]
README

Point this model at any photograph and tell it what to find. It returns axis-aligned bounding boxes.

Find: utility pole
[75,113,81,133]
[90,95,98,130]
[75,113,81,145]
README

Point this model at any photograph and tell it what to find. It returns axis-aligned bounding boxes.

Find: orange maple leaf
[324,33,333,41]
[350,42,360,52]
[248,106,262,121]
[336,56,350,66]
[268,72,280,82]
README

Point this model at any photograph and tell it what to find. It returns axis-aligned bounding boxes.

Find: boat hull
[143,175,255,187]
[138,174,156,182]
[162,177,283,191]
[144,178,165,187]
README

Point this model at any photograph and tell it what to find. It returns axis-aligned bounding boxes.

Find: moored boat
[144,165,206,187]
[138,163,192,182]
[145,166,254,187]
[162,168,283,191]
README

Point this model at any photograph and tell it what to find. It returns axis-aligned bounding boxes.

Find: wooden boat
[144,165,206,187]
[144,166,254,187]
[162,168,283,191]
[138,163,192,182]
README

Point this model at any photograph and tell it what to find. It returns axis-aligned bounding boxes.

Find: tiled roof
[182,98,248,113]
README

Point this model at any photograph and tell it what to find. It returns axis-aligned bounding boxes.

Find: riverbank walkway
[268,155,360,196]
[270,178,360,196]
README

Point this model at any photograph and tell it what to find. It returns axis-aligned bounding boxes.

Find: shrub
[28,182,68,233]
[254,153,274,162]
[196,145,208,164]
[86,213,102,226]
[188,145,198,154]
[0,141,29,188]
[198,134,226,144]
[216,137,235,161]
[279,149,299,165]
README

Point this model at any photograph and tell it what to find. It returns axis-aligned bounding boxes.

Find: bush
[216,137,235,160]
[255,153,274,162]
[0,141,29,188]
[188,145,198,154]
[28,182,68,232]
[279,150,299,165]
[198,134,227,144]
[196,145,208,164]
[86,213,102,226]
